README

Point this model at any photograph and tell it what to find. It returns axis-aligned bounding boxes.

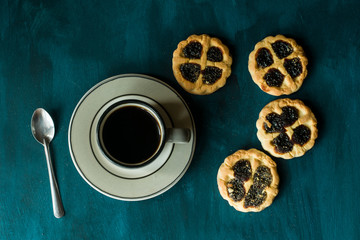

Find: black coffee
[100,106,161,166]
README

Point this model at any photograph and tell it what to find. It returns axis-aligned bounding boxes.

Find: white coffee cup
[97,100,190,167]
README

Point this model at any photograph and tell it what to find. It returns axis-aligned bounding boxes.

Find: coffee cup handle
[166,128,191,143]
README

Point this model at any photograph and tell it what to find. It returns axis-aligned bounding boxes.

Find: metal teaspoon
[31,108,65,218]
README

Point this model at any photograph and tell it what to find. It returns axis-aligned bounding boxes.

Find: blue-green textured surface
[1,0,360,239]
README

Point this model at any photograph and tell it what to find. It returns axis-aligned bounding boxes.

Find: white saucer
[68,74,196,201]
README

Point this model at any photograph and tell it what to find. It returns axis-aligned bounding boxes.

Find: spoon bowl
[31,108,55,144]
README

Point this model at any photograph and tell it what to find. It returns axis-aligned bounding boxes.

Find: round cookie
[172,34,232,95]
[256,98,318,159]
[217,149,279,212]
[248,35,308,96]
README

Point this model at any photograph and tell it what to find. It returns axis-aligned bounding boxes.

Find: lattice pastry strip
[172,34,232,95]
[248,35,308,96]
[256,98,318,159]
[217,149,279,212]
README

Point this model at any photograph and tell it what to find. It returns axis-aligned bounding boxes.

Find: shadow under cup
[98,101,166,167]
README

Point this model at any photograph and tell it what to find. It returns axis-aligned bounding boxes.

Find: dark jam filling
[284,58,303,78]
[253,166,272,188]
[207,47,223,62]
[183,41,202,59]
[263,68,285,87]
[264,113,284,133]
[264,106,299,133]
[272,132,294,153]
[271,40,293,59]
[292,125,311,145]
[256,48,274,68]
[202,66,222,85]
[265,106,311,153]
[227,178,245,202]
[281,106,299,126]
[232,160,252,182]
[180,63,201,83]
[244,185,267,208]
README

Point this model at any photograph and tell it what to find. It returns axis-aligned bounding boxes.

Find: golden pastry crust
[256,98,318,159]
[248,35,308,96]
[217,149,279,212]
[172,34,232,95]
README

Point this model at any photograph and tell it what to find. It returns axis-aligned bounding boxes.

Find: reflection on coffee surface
[100,106,161,165]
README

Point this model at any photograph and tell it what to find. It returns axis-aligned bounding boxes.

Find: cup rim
[97,99,166,167]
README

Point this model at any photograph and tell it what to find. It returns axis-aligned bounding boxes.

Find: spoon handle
[44,141,65,218]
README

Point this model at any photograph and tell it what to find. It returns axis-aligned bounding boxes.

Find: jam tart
[248,35,308,96]
[217,149,279,212]
[256,98,318,159]
[172,34,232,95]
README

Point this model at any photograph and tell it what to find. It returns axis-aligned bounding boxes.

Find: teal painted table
[1,0,360,239]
